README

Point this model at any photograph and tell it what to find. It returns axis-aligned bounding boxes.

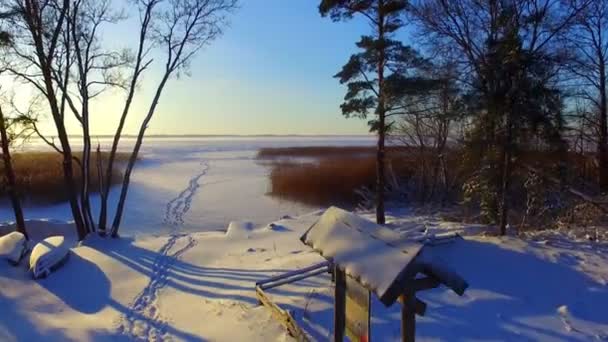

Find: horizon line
[30,134,376,139]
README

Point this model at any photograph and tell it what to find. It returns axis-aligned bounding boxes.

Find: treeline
[322,0,608,234]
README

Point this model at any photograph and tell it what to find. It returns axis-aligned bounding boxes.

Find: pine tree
[320,0,434,223]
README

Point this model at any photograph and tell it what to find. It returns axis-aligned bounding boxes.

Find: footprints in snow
[117,161,208,341]
[164,162,210,227]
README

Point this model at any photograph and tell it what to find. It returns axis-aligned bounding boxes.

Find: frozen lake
[1,136,375,235]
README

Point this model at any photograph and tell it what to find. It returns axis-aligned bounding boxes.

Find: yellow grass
[0,151,132,203]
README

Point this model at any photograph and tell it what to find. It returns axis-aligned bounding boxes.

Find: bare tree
[1,0,236,240]
[97,0,156,235]
[2,0,88,239]
[396,62,463,203]
[0,103,30,238]
[109,0,238,237]
[55,0,130,234]
[563,0,608,194]
[409,0,588,235]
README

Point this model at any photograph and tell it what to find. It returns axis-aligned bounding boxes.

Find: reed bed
[0,151,132,203]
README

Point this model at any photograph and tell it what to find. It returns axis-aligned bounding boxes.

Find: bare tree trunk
[80,118,95,232]
[598,57,608,194]
[0,107,27,239]
[98,2,155,233]
[22,0,87,240]
[111,74,171,237]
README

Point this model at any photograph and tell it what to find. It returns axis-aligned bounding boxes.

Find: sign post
[345,275,371,342]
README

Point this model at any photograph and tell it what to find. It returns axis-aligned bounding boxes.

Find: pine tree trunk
[376,115,386,225]
[375,0,386,225]
[0,107,27,239]
[499,110,513,236]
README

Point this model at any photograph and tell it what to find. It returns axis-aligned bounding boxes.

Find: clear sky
[31,0,381,136]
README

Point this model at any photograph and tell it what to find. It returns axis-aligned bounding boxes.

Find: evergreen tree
[411,0,576,234]
[320,0,434,223]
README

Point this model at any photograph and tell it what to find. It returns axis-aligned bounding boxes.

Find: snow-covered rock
[0,231,27,265]
[29,236,70,279]
[225,221,254,239]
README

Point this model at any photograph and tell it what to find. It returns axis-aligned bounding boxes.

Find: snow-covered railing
[255,260,331,290]
[254,261,333,342]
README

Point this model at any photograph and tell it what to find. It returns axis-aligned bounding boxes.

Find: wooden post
[334,266,346,342]
[401,290,416,342]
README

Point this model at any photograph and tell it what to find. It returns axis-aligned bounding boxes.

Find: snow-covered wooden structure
[301,207,469,342]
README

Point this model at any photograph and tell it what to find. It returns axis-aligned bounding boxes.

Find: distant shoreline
[26,134,376,139]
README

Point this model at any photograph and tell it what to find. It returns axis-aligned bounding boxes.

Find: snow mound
[0,231,27,265]
[225,221,254,239]
[29,236,70,279]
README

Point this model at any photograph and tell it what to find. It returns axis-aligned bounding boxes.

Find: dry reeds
[264,150,418,206]
[0,151,132,203]
[257,146,415,159]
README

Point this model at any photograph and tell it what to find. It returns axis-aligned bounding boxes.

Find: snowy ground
[1,209,607,341]
[1,137,607,341]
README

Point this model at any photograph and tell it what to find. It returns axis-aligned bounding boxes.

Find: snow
[0,137,607,341]
[0,232,27,265]
[301,207,423,303]
[0,209,605,341]
[225,220,254,239]
[29,236,71,279]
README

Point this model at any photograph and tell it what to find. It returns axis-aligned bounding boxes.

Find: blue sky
[64,0,381,135]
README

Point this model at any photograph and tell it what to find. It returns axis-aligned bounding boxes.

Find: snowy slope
[0,209,606,341]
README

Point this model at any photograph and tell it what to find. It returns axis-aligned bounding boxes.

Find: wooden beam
[398,295,427,316]
[255,286,310,341]
[334,266,346,342]
[421,262,468,296]
[260,267,329,291]
[256,261,331,288]
[402,289,416,342]
[413,276,441,292]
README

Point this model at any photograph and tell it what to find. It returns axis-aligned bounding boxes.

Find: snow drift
[29,236,70,279]
[0,231,27,265]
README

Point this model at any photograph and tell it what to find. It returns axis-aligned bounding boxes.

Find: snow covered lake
[0,136,375,235]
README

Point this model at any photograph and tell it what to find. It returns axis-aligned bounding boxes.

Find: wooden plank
[260,267,330,291]
[255,286,310,342]
[334,266,346,342]
[345,275,370,342]
[256,261,331,287]
[413,276,441,292]
[420,261,468,296]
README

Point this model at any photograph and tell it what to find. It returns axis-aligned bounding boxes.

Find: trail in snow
[116,161,208,341]
[164,162,210,227]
